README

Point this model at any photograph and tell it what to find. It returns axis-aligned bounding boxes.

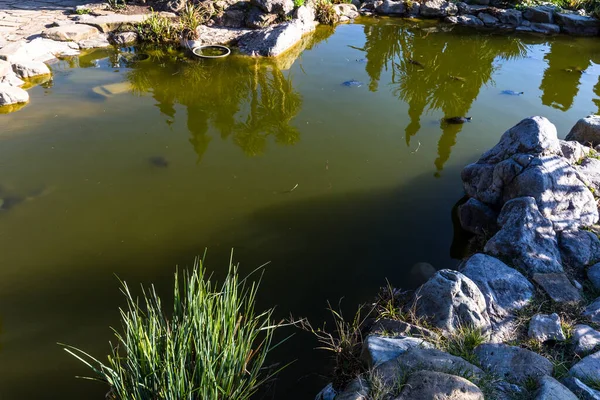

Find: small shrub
[62,257,288,400]
[75,8,91,14]
[136,11,181,43]
[179,2,214,39]
[315,0,339,25]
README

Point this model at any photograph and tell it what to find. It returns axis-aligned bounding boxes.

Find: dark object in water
[500,90,524,96]
[443,116,472,124]
[342,79,363,87]
[449,75,466,82]
[563,67,585,74]
[149,156,169,168]
[408,59,425,68]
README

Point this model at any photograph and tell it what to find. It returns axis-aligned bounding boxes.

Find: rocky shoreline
[315,115,600,399]
[1,0,600,112]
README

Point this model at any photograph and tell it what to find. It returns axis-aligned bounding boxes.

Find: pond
[1,17,600,399]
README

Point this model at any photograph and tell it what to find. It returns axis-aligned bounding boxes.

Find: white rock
[0,83,29,106]
[573,325,600,355]
[528,313,566,342]
[12,60,51,78]
[360,334,433,367]
[42,24,100,42]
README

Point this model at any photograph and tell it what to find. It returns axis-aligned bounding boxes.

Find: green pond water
[1,17,600,399]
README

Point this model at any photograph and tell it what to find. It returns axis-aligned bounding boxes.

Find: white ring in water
[192,45,231,59]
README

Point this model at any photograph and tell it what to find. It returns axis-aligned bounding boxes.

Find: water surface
[1,18,600,399]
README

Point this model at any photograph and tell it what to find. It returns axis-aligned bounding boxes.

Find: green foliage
[107,0,126,10]
[440,324,486,365]
[315,0,339,25]
[75,8,91,15]
[136,11,181,43]
[179,2,214,39]
[294,0,305,7]
[62,257,288,400]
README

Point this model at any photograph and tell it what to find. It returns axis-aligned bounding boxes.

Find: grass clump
[315,0,339,25]
[136,11,181,43]
[441,324,487,365]
[294,0,305,7]
[62,256,288,400]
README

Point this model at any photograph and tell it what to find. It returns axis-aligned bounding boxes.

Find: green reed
[62,256,288,400]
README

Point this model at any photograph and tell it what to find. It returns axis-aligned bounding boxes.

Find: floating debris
[500,90,524,96]
[563,67,585,74]
[449,75,466,82]
[342,79,363,87]
[356,58,367,63]
[443,116,472,124]
[408,59,425,68]
[149,156,169,168]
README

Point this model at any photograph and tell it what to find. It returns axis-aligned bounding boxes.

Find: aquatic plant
[62,256,289,400]
[315,0,339,25]
[179,2,214,39]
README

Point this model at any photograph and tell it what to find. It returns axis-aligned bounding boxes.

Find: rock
[567,116,600,147]
[375,0,406,15]
[570,350,600,382]
[573,325,600,355]
[195,25,251,46]
[42,24,100,42]
[528,313,566,342]
[529,23,561,34]
[315,383,337,400]
[0,59,11,78]
[414,269,491,334]
[478,12,499,26]
[523,5,555,23]
[420,0,458,18]
[246,7,278,29]
[0,38,79,63]
[496,9,523,26]
[238,21,314,57]
[589,263,600,291]
[251,0,294,14]
[560,140,591,165]
[559,229,600,270]
[555,13,600,36]
[574,158,600,195]
[457,2,470,14]
[458,198,498,236]
[584,298,600,324]
[445,15,485,27]
[78,34,111,49]
[373,348,484,387]
[0,83,28,106]
[361,334,433,367]
[295,5,316,25]
[369,319,439,340]
[475,343,553,384]
[110,31,138,45]
[535,376,578,400]
[11,60,51,79]
[533,273,582,303]
[496,381,527,399]
[562,377,600,400]
[335,377,368,400]
[410,262,437,284]
[484,197,563,275]
[465,0,489,5]
[398,370,484,400]
[460,253,534,321]
[75,13,177,33]
[333,4,360,19]
[0,71,24,87]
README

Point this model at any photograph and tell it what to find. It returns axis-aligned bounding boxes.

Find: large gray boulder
[335,377,368,400]
[251,0,294,14]
[570,350,600,382]
[110,31,138,45]
[574,157,600,194]
[398,370,484,400]
[375,0,406,15]
[475,343,553,384]
[420,0,457,18]
[523,5,555,23]
[445,15,485,27]
[458,198,498,236]
[535,376,578,400]
[373,347,484,387]
[0,59,11,78]
[555,13,600,36]
[246,7,278,29]
[484,197,563,275]
[0,83,28,106]
[360,335,433,367]
[567,115,600,146]
[478,12,499,26]
[238,21,314,57]
[588,263,600,291]
[333,4,360,19]
[583,298,600,324]
[496,8,523,26]
[558,229,600,270]
[533,273,582,303]
[42,24,100,42]
[12,60,51,78]
[0,71,24,87]
[462,117,598,230]
[528,313,566,342]
[414,269,491,334]
[562,377,600,400]
[460,253,533,322]
[573,325,600,355]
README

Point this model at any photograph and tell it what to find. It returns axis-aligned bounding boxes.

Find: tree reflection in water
[358,22,528,175]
